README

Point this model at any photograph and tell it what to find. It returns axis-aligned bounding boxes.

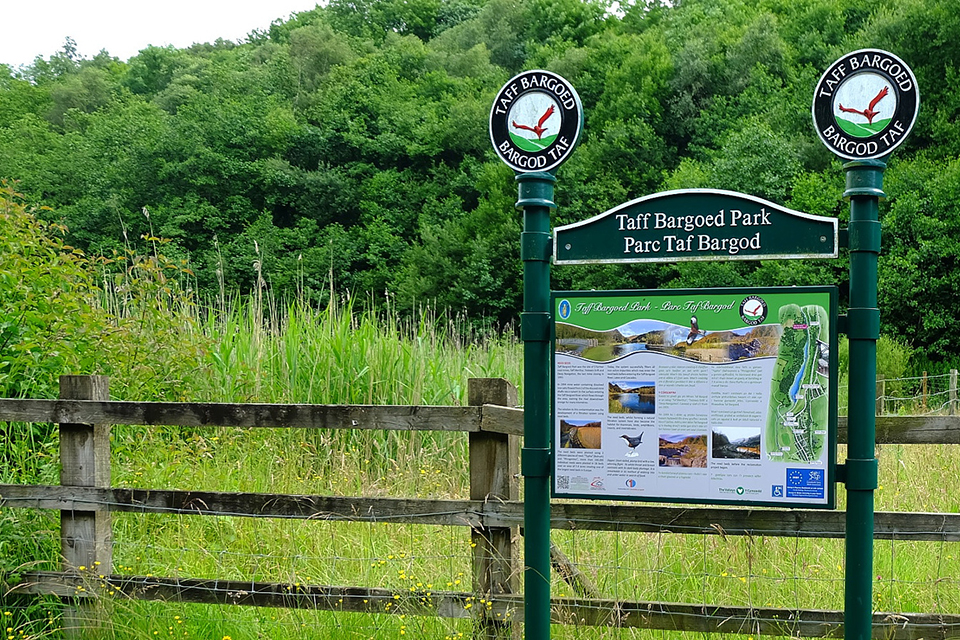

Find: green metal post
[517,171,556,640]
[843,159,885,640]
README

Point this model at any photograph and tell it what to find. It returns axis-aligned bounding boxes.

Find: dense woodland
[1,0,959,365]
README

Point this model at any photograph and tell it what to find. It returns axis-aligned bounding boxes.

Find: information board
[552,287,837,508]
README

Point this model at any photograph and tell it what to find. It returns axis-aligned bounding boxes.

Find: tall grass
[194,294,520,406]
[97,295,514,640]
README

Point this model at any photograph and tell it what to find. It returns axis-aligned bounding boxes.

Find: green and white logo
[739,295,768,326]
[833,72,896,138]
[508,93,561,151]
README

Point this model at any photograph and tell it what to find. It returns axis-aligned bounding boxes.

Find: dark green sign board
[554,189,837,264]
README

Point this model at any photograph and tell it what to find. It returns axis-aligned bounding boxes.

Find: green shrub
[0,182,109,399]
[838,334,913,414]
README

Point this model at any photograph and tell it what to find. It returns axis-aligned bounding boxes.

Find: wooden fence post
[950,369,957,416]
[876,375,885,416]
[922,371,928,412]
[59,375,112,637]
[468,378,520,640]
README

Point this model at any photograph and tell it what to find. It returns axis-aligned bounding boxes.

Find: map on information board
[766,303,831,464]
[551,287,837,508]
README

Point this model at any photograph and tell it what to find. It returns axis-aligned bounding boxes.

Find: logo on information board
[490,70,582,173]
[739,295,767,326]
[558,299,571,320]
[813,49,919,160]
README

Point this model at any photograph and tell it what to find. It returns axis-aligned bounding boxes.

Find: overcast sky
[1,0,322,69]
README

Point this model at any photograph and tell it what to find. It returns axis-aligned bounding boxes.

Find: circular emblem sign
[489,70,582,172]
[739,295,767,326]
[813,49,919,160]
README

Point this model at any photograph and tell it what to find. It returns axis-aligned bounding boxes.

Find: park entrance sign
[550,188,841,509]
[491,50,917,640]
[552,287,837,508]
[554,189,838,264]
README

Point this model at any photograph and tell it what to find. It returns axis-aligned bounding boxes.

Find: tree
[46,66,114,128]
[879,156,960,361]
[1,0,959,368]
[0,70,51,128]
[124,45,191,95]
[0,184,105,398]
[289,23,358,93]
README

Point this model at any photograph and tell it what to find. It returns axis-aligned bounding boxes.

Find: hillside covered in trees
[2,0,959,362]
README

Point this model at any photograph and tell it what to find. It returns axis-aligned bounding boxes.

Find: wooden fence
[3,375,960,639]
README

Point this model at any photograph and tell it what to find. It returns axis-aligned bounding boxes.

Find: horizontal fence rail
[3,486,960,541]
[10,572,960,640]
[3,397,958,443]
[0,399,523,435]
[3,379,960,640]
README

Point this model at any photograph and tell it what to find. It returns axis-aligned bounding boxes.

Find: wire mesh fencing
[871,370,958,416]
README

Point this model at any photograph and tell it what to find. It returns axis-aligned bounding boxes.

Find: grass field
[2,287,960,639]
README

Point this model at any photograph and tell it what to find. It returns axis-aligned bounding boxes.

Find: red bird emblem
[512,105,555,139]
[838,86,889,124]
